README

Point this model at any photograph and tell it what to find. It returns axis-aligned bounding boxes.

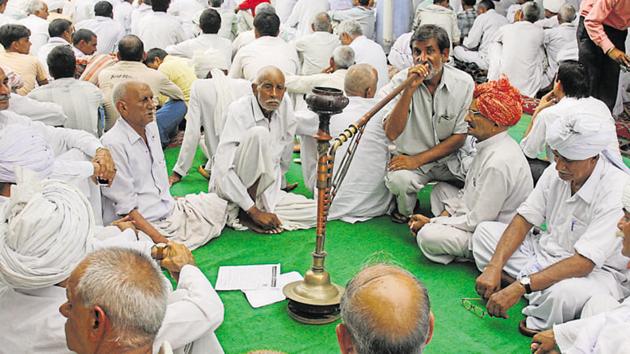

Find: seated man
[411,77,533,265]
[337,263,434,353]
[329,0,376,40]
[412,0,460,47]
[293,12,340,75]
[382,24,474,223]
[530,179,630,353]
[473,112,630,334]
[101,81,228,250]
[144,48,196,103]
[535,0,564,29]
[336,19,388,89]
[541,4,578,89]
[211,66,316,234]
[0,24,48,95]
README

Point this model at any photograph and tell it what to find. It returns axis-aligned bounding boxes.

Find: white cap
[543,0,564,13]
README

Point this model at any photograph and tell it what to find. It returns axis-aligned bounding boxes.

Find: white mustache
[265,99,281,105]
[616,229,626,238]
[0,94,10,100]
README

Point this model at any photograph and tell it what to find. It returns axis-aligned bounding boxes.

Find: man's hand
[321,64,335,74]
[486,281,525,318]
[247,206,283,234]
[475,263,502,299]
[160,242,195,282]
[112,215,137,234]
[407,63,431,90]
[409,214,431,235]
[537,91,558,112]
[607,47,630,68]
[92,147,116,185]
[168,172,182,186]
[388,155,422,171]
[531,330,559,354]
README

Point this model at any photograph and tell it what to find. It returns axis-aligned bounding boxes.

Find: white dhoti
[385,162,460,216]
[151,193,228,250]
[472,221,624,330]
[453,46,489,70]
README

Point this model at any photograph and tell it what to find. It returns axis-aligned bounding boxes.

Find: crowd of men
[0,0,629,352]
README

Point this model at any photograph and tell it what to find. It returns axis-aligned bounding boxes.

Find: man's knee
[471,221,503,271]
[385,170,417,195]
[417,224,447,253]
[544,278,605,309]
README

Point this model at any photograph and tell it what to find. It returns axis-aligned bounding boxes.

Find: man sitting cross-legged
[101,81,228,250]
[210,65,316,234]
[410,77,533,265]
[473,112,630,335]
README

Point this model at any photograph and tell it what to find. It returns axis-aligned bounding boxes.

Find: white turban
[0,169,94,289]
[624,180,630,211]
[543,0,564,13]
[546,112,616,161]
[44,0,65,11]
[192,49,230,79]
[0,124,54,183]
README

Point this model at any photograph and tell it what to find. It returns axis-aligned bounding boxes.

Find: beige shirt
[0,52,47,95]
[97,60,184,128]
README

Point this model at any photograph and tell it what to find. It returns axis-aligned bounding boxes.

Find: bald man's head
[337,264,433,354]
[252,66,286,115]
[344,64,378,98]
[113,81,155,128]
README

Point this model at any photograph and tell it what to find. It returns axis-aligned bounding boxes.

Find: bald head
[113,80,155,127]
[252,66,286,114]
[337,264,432,354]
[344,64,378,98]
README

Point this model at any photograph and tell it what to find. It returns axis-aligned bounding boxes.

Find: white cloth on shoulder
[0,124,55,183]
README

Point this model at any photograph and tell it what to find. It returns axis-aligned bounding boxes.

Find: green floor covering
[163,115,538,354]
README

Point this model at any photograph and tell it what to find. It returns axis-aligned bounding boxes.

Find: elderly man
[75,1,125,54]
[98,35,185,142]
[453,0,508,72]
[336,264,434,354]
[330,0,376,40]
[542,4,578,87]
[230,12,299,81]
[293,12,340,75]
[336,19,387,89]
[37,18,74,76]
[18,0,48,54]
[489,1,545,97]
[410,78,532,265]
[285,0,329,39]
[382,24,474,223]
[531,180,630,353]
[101,81,227,249]
[0,24,48,95]
[578,0,630,111]
[473,112,629,335]
[211,66,316,234]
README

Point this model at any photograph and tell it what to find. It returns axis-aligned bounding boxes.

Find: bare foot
[238,209,282,234]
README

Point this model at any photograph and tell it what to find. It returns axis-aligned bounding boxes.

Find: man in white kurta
[285,0,329,39]
[412,0,460,46]
[453,0,508,70]
[329,0,376,40]
[388,31,414,72]
[136,0,186,50]
[36,18,74,77]
[293,12,340,75]
[18,0,49,54]
[101,81,228,250]
[412,78,533,265]
[229,12,299,81]
[130,0,152,34]
[211,66,316,234]
[382,25,474,221]
[75,1,125,54]
[542,4,578,87]
[473,113,630,332]
[337,19,388,89]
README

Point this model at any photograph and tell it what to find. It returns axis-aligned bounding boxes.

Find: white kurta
[285,69,346,110]
[37,37,71,77]
[275,0,298,22]
[229,36,299,81]
[130,3,152,35]
[453,9,508,69]
[472,157,630,330]
[75,16,126,54]
[349,35,389,89]
[543,22,578,85]
[114,1,133,34]
[418,132,533,264]
[412,4,460,45]
[137,12,186,50]
[0,264,225,354]
[388,31,413,71]
[285,0,330,39]
[330,6,376,40]
[8,94,68,127]
[166,33,232,64]
[293,31,341,75]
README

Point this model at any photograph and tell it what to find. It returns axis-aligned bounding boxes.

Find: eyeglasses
[461,297,486,318]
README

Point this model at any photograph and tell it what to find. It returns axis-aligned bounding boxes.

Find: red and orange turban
[473,76,523,127]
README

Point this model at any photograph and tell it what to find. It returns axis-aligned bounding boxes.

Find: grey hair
[332,45,355,69]
[26,0,46,14]
[335,19,363,37]
[112,80,145,113]
[255,2,275,15]
[557,4,576,23]
[312,12,331,32]
[75,248,169,348]
[340,264,431,354]
[344,63,376,94]
[522,1,540,23]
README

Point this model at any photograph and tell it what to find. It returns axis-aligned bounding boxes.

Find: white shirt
[285,0,330,39]
[544,22,578,78]
[131,3,152,35]
[275,0,298,22]
[293,31,340,75]
[330,6,376,40]
[0,265,225,354]
[412,4,460,45]
[8,94,68,126]
[76,16,125,54]
[349,35,389,89]
[28,78,104,136]
[209,6,236,40]
[506,4,521,23]
[211,94,296,212]
[285,69,346,110]
[73,0,95,23]
[463,9,508,57]
[517,157,628,271]
[535,15,559,29]
[496,21,545,97]
[137,12,187,50]
[18,15,49,55]
[113,1,133,34]
[166,33,232,64]
[231,30,255,58]
[328,0,352,10]
[229,36,299,81]
[520,97,619,160]
[101,119,175,222]
[173,77,252,177]
[37,37,71,77]
[432,132,533,232]
[168,0,207,38]
[388,31,413,71]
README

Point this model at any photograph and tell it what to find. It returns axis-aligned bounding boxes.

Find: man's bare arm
[388,134,467,171]
[127,209,169,244]
[384,88,414,141]
[530,254,595,291]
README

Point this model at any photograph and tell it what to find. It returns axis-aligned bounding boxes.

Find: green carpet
[164,116,538,354]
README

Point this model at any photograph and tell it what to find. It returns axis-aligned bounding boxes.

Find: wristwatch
[151,243,168,261]
[519,276,533,294]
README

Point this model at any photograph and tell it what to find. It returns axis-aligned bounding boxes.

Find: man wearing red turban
[409,77,534,266]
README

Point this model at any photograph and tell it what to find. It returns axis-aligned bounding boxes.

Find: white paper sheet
[244,271,304,308]
[215,264,280,291]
